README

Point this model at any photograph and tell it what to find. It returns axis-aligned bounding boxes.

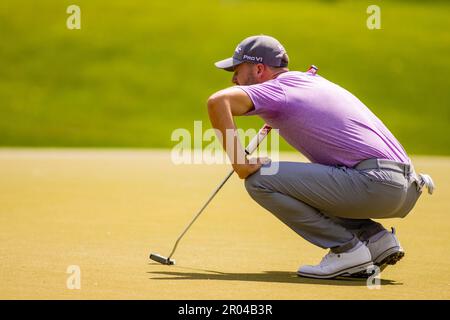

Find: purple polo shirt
[237,71,409,168]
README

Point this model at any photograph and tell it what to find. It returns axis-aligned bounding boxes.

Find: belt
[354,158,435,195]
[354,158,413,176]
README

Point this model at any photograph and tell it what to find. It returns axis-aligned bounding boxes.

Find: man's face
[231,62,259,86]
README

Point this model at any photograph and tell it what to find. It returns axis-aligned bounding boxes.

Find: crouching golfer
[207,35,434,279]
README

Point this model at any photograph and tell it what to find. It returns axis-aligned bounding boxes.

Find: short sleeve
[236,79,286,117]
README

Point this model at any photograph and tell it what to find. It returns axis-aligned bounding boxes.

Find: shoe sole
[349,248,405,278]
[374,247,405,268]
[297,261,373,279]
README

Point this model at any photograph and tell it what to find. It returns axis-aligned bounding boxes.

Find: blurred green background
[0,0,449,154]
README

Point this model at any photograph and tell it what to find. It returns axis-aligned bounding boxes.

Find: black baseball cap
[215,35,289,72]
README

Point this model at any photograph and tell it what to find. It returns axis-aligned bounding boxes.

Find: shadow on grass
[147,264,402,287]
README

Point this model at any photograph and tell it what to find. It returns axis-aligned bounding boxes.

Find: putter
[150,124,272,265]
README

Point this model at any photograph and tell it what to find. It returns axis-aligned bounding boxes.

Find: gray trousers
[244,159,422,253]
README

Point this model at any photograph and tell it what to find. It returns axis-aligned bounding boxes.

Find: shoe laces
[320,251,341,265]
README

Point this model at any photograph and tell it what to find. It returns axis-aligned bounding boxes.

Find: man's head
[215,35,289,85]
[230,62,288,86]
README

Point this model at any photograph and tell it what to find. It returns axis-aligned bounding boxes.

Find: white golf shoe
[297,243,373,279]
[366,227,405,271]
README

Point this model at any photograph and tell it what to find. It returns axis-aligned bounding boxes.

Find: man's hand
[233,157,271,179]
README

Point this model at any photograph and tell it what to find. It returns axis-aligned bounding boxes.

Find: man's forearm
[207,97,247,167]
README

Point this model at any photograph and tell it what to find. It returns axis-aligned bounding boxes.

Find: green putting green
[0,149,448,299]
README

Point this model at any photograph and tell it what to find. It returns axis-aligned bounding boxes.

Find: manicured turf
[0,1,449,154]
[0,149,449,299]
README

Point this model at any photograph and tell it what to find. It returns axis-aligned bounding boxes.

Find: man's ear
[256,63,265,76]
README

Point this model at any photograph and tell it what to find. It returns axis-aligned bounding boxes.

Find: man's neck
[271,69,289,79]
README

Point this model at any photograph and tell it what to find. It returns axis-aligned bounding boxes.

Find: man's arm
[207,87,267,179]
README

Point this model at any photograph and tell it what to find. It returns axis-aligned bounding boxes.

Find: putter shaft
[152,124,272,264]
[166,169,234,260]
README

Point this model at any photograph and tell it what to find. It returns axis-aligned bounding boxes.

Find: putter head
[150,253,175,265]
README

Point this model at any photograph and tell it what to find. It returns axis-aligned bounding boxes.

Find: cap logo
[235,46,242,54]
[243,54,263,63]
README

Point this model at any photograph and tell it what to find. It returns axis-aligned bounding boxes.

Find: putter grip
[245,124,272,155]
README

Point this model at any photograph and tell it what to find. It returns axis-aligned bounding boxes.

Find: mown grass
[0,0,449,154]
